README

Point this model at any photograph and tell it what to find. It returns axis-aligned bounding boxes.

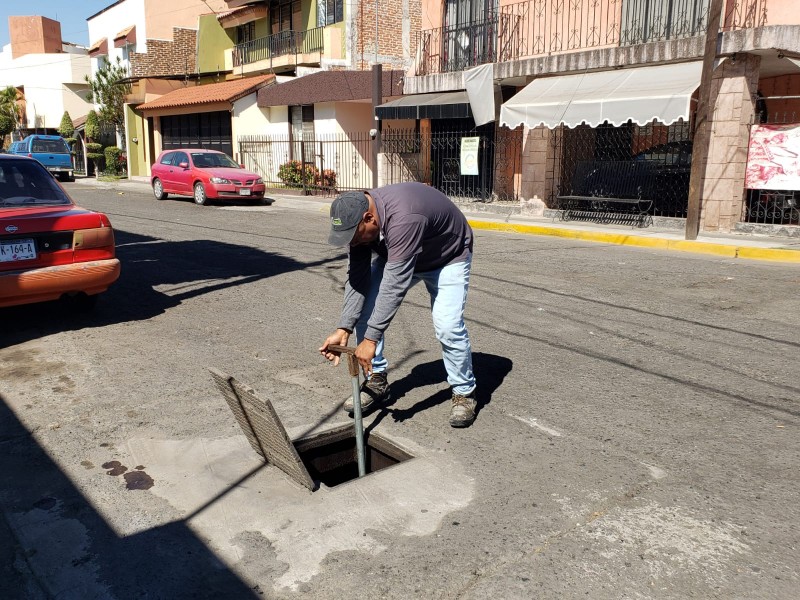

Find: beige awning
[500,61,703,129]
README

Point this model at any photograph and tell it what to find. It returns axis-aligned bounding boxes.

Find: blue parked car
[8,135,74,182]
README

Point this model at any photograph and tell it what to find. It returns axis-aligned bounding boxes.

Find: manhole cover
[210,368,413,490]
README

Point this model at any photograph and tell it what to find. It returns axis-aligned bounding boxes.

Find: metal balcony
[233,27,324,67]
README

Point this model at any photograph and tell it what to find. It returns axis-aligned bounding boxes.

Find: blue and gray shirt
[337,182,473,341]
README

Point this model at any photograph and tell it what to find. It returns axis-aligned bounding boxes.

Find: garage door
[161,111,233,157]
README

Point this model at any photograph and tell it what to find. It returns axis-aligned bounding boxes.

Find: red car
[150,149,268,206]
[0,155,120,309]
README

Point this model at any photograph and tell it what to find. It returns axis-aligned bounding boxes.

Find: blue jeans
[355,253,476,396]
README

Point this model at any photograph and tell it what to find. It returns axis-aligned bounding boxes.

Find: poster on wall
[460,137,480,176]
[745,124,800,191]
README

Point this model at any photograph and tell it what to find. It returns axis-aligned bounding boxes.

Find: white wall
[314,102,337,135]
[0,46,92,128]
[232,94,267,138]
[87,0,147,75]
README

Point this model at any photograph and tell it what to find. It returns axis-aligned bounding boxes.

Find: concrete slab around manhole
[125,432,473,590]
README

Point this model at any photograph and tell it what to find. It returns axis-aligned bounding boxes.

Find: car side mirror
[178,162,189,169]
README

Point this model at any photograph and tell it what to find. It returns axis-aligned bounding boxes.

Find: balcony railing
[233,27,324,67]
[414,0,770,76]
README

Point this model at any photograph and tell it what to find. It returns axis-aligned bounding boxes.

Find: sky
[0,0,113,49]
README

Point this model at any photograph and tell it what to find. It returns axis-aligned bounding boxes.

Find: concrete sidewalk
[74,176,800,263]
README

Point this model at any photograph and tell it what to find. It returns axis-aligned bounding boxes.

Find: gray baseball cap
[328,191,369,246]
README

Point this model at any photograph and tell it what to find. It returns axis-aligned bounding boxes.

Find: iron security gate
[161,111,233,158]
[552,119,693,220]
[381,124,522,202]
[239,127,522,202]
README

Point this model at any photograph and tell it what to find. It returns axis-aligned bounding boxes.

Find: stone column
[700,53,761,232]
[519,125,556,215]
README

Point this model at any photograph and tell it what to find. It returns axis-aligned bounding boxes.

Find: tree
[85,110,100,142]
[85,57,131,139]
[0,111,14,140]
[0,86,20,135]
[59,111,75,138]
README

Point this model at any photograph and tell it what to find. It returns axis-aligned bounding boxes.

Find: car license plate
[238,188,251,196]
[0,238,36,262]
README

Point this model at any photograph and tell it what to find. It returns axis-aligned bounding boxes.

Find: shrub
[58,111,75,139]
[277,160,317,187]
[64,137,78,149]
[277,160,337,189]
[86,142,104,175]
[317,169,336,189]
[104,146,125,175]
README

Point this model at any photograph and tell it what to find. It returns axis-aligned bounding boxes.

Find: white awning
[500,61,703,129]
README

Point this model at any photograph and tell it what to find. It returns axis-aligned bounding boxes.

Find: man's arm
[337,244,372,332]
[363,255,416,341]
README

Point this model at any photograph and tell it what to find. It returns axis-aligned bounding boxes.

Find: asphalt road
[1,183,798,599]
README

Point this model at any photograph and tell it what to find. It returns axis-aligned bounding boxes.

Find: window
[290,105,315,162]
[236,22,255,44]
[160,152,176,165]
[271,0,301,32]
[317,0,343,27]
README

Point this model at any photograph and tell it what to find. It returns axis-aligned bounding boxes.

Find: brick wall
[131,28,198,78]
[355,0,422,70]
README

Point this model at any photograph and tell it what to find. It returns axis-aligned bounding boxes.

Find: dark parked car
[565,141,693,217]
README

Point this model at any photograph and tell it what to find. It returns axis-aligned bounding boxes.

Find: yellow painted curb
[467,219,800,263]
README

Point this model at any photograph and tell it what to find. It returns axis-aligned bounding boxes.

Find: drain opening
[295,425,413,488]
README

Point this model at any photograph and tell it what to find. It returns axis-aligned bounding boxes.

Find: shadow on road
[0,393,260,599]
[1,229,342,348]
[366,352,513,431]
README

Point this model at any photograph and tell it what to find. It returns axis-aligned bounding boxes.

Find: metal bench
[557,160,656,228]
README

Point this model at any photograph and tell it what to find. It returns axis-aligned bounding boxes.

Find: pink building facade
[389,0,800,234]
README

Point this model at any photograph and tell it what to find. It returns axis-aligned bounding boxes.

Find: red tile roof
[138,75,275,111]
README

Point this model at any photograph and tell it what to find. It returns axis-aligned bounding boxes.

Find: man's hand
[355,339,377,375]
[319,329,350,366]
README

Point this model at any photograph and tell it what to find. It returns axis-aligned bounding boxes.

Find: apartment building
[385,0,800,233]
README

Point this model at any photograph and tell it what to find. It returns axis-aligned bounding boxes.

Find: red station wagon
[150,149,268,206]
[0,156,120,309]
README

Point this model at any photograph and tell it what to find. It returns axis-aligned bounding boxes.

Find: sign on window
[460,137,480,176]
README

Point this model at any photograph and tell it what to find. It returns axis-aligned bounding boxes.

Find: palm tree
[0,87,21,145]
[0,86,21,133]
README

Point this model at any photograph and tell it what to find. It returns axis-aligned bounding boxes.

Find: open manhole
[295,424,412,488]
[209,368,413,491]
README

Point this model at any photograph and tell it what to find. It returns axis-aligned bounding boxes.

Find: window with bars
[317,0,344,27]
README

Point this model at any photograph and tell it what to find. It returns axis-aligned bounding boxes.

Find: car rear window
[0,160,71,206]
[160,152,176,165]
[31,138,70,154]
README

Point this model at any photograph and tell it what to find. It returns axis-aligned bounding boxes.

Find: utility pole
[372,63,382,189]
[685,0,725,240]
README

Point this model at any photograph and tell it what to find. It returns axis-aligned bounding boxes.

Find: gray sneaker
[449,391,477,427]
[343,372,390,414]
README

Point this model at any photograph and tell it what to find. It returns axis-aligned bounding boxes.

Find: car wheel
[153,178,168,200]
[194,182,208,206]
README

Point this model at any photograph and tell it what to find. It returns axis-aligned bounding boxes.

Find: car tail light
[73,227,115,260]
[28,153,32,158]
